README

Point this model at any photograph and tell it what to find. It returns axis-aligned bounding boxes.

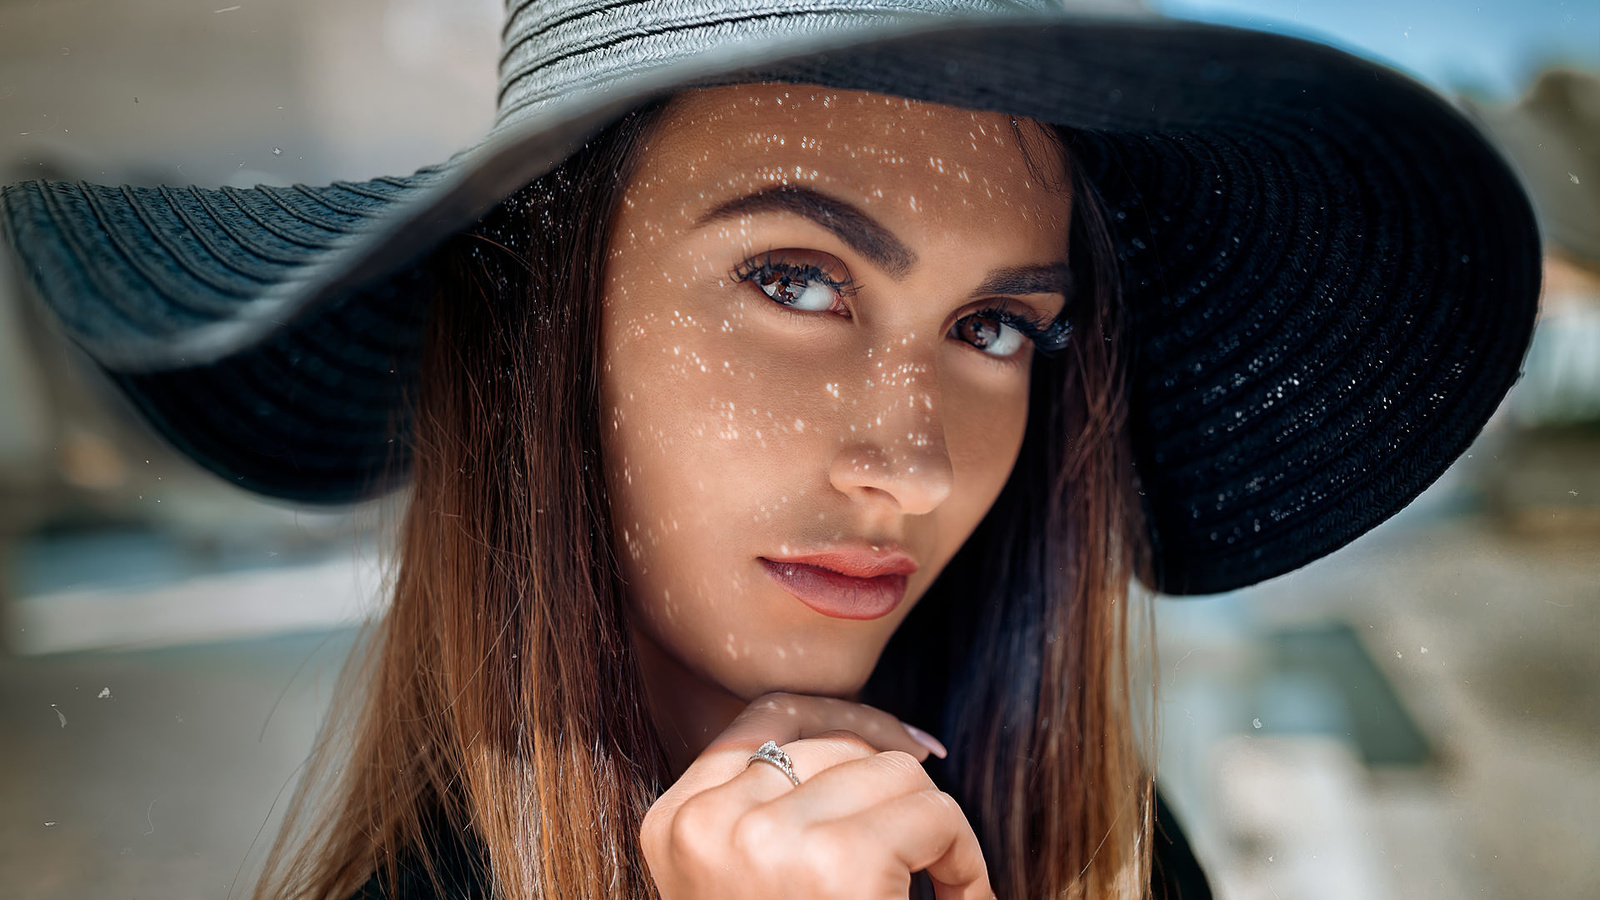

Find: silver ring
[746,740,801,786]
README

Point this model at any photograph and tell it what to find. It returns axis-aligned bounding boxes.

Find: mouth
[759,549,917,621]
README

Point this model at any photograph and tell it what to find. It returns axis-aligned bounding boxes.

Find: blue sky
[1154,0,1600,100]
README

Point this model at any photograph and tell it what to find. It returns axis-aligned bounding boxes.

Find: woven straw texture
[0,0,1541,594]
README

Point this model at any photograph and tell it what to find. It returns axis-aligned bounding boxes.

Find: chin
[703,612,905,705]
[720,657,875,703]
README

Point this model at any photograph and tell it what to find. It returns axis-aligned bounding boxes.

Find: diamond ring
[746,740,801,786]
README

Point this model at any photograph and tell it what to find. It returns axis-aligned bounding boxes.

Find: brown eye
[952,313,1025,356]
[757,267,837,310]
[734,255,853,314]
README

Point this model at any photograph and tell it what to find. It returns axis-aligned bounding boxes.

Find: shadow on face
[600,84,1073,704]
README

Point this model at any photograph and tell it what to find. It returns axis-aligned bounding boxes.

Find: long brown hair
[253,101,1151,900]
[863,126,1153,897]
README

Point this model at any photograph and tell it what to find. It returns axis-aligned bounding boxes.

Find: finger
[713,693,935,760]
[700,730,879,815]
[668,693,933,799]
[824,790,993,900]
[754,730,878,780]
[760,749,936,825]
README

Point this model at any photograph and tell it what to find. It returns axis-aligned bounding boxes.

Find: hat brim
[0,14,1541,595]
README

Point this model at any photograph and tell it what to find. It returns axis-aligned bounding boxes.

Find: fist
[641,693,992,900]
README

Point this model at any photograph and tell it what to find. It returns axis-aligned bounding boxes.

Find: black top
[350,790,1210,899]
[1150,791,1211,900]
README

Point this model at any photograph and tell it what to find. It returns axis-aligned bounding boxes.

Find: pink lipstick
[759,549,917,620]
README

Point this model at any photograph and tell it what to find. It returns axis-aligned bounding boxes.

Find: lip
[759,548,917,620]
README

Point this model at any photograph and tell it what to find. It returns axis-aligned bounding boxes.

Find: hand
[641,692,993,900]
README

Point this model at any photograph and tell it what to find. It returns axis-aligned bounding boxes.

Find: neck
[629,622,748,779]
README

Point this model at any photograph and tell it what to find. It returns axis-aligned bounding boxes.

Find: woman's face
[601,85,1072,702]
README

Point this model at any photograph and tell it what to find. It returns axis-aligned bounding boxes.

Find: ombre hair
[253,99,1153,900]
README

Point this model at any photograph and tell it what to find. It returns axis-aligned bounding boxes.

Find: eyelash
[731,252,1074,358]
[969,304,1074,357]
[732,252,858,316]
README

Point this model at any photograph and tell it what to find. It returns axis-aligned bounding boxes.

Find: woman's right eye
[733,254,853,315]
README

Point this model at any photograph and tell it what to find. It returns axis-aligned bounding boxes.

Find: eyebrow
[694,185,917,279]
[694,185,1074,304]
[975,263,1074,299]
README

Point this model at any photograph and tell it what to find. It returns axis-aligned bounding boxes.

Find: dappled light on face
[600,83,1072,704]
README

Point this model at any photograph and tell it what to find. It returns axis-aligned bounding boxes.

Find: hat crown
[495,0,1065,126]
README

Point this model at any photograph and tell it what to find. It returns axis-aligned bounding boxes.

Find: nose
[828,369,955,516]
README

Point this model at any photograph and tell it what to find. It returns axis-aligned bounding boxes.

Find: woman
[0,1,1540,898]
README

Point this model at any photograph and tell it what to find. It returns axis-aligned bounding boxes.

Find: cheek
[931,364,1032,565]
[599,285,833,607]
[947,368,1030,480]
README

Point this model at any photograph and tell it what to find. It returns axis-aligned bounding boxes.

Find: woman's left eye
[734,255,852,314]
[951,313,1027,357]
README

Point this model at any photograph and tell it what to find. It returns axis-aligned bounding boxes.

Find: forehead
[621,84,1072,232]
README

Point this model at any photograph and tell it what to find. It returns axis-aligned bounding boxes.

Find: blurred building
[1154,53,1600,900]
[2,4,497,896]
[0,0,499,653]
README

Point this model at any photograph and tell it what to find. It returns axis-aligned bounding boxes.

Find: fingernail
[901,722,947,759]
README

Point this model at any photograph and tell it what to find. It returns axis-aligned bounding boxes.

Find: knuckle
[921,790,978,838]
[924,788,963,816]
[666,796,722,860]
[874,749,930,782]
[639,804,668,855]
[805,829,865,894]
[730,804,784,856]
[813,729,876,756]
[730,808,805,881]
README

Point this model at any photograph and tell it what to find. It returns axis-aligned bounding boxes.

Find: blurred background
[0,1,1594,897]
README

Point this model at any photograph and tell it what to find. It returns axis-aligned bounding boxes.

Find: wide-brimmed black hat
[0,0,1541,595]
